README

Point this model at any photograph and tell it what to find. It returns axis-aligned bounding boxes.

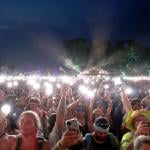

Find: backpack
[84,133,119,150]
[15,136,44,150]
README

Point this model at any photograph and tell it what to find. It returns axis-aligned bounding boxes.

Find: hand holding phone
[66,118,80,132]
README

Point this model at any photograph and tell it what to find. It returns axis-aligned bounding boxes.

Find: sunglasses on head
[96,122,109,129]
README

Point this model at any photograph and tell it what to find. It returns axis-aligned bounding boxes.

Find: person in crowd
[141,95,150,109]
[26,96,49,139]
[49,85,67,148]
[1,95,22,135]
[17,94,28,111]
[46,98,53,116]
[52,129,83,150]
[120,109,150,150]
[0,89,6,105]
[93,109,103,121]
[5,115,19,135]
[67,95,89,136]
[134,135,150,150]
[9,110,50,150]
[54,117,119,150]
[49,95,61,114]
[0,111,11,150]
[82,117,119,150]
[130,98,142,111]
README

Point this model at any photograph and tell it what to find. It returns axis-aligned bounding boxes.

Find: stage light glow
[0,75,6,83]
[32,82,40,90]
[45,86,53,96]
[125,87,133,95]
[1,104,11,115]
[113,77,122,85]
[104,84,109,89]
[87,89,96,98]
[79,85,89,95]
[13,81,19,87]
[7,82,13,88]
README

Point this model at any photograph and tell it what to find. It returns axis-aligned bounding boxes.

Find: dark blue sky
[0,0,150,71]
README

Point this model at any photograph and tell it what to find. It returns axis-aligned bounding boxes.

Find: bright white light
[104,84,109,89]
[7,82,13,88]
[79,85,89,95]
[60,76,73,85]
[27,79,35,85]
[13,81,19,87]
[32,82,40,90]
[6,76,13,81]
[1,104,11,115]
[56,83,61,89]
[0,76,6,83]
[49,77,56,82]
[79,85,96,98]
[91,81,95,85]
[105,76,110,81]
[125,87,133,95]
[45,87,53,96]
[44,82,51,88]
[87,89,96,98]
[113,77,122,85]
[84,79,90,84]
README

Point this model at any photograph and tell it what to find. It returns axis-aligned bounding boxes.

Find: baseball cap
[94,117,110,133]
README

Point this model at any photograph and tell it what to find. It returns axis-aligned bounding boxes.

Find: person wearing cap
[55,117,119,150]
[120,109,150,150]
[0,111,11,150]
[82,117,119,150]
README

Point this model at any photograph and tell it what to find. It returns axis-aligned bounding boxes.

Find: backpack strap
[37,136,44,150]
[15,136,22,150]
[15,136,44,150]
[84,133,92,150]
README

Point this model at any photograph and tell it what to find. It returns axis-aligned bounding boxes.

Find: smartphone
[66,118,79,131]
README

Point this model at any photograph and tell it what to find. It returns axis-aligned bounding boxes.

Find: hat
[0,111,6,123]
[125,109,150,131]
[93,117,110,133]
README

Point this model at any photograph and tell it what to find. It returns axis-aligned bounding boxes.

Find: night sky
[0,0,150,71]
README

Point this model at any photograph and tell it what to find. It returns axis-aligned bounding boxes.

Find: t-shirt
[70,133,119,150]
[89,135,117,150]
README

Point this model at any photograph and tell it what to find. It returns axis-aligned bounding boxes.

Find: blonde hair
[18,111,42,130]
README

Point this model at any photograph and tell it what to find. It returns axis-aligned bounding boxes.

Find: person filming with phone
[53,117,119,150]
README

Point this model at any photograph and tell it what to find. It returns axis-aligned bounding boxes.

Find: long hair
[18,110,42,130]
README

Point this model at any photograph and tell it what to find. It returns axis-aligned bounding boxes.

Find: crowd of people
[0,77,149,150]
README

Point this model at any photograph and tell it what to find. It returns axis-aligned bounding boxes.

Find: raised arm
[96,81,104,99]
[66,96,84,119]
[120,86,133,113]
[87,98,95,132]
[49,86,67,148]
[55,86,67,131]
